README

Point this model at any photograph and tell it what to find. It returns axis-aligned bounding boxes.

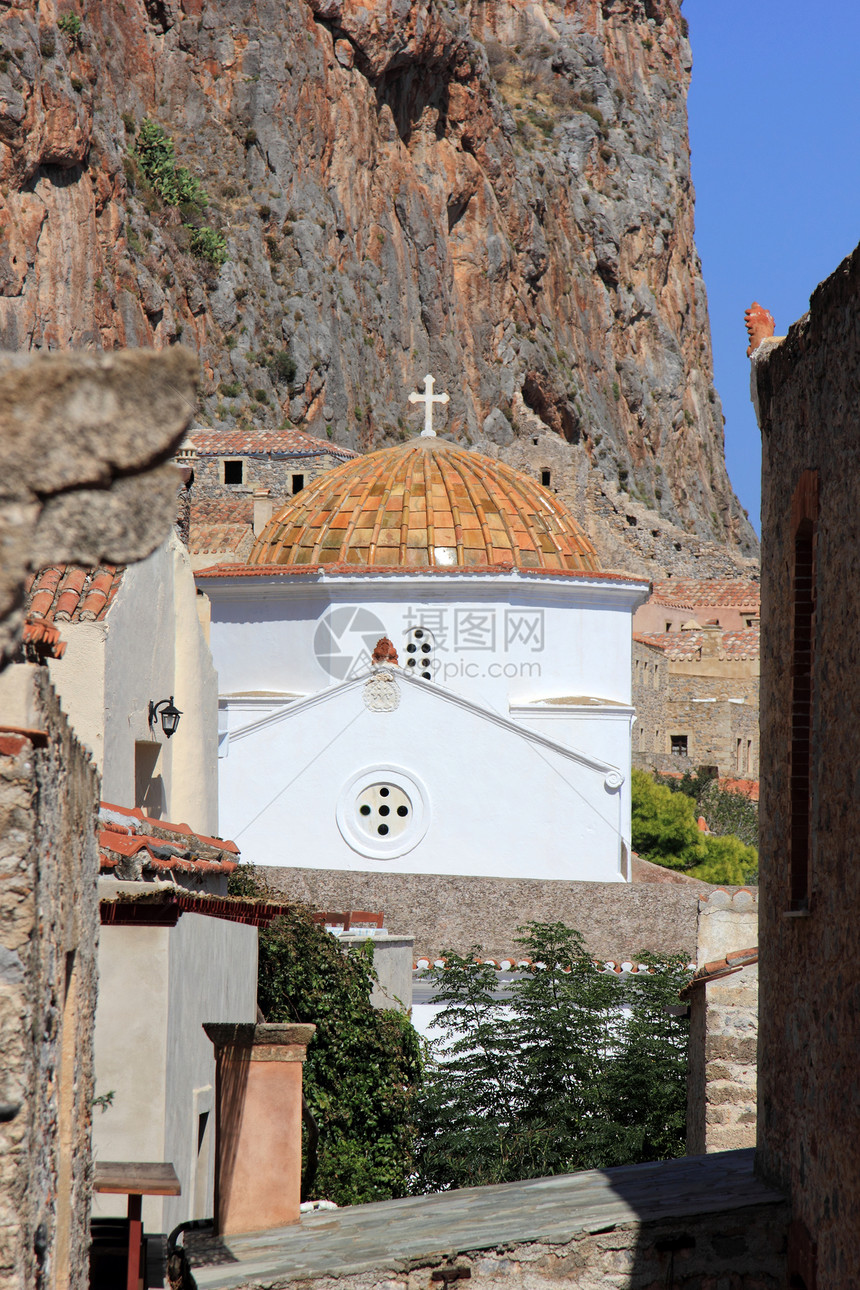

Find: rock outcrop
[0,0,758,575]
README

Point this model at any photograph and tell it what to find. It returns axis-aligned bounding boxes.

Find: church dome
[249,437,601,573]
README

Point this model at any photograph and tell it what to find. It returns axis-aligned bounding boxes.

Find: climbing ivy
[228,867,422,1205]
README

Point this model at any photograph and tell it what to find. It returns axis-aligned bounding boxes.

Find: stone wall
[260,867,723,960]
[632,638,758,778]
[753,239,860,1282]
[0,671,99,1290]
[192,451,347,502]
[0,348,197,669]
[684,890,758,1156]
[631,639,668,762]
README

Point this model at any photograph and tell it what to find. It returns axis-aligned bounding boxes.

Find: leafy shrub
[40,34,56,58]
[272,350,296,384]
[134,119,208,211]
[58,14,82,42]
[188,225,227,266]
[413,922,691,1192]
[218,380,241,398]
[228,866,422,1205]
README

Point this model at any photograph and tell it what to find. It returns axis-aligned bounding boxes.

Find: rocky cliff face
[0,0,758,575]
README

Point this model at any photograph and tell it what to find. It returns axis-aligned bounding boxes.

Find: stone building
[188,427,357,570]
[632,623,759,778]
[0,670,99,1290]
[633,578,760,635]
[751,243,860,1283]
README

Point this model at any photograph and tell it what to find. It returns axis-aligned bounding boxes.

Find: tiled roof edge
[195,562,651,585]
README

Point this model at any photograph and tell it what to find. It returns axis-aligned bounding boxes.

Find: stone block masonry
[753,237,860,1282]
[0,671,100,1290]
[683,891,759,1155]
[260,867,729,961]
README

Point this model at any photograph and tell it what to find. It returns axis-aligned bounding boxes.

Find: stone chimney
[253,489,274,538]
[204,1023,315,1235]
[700,621,723,659]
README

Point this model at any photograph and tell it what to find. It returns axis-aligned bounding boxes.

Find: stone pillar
[203,1023,315,1235]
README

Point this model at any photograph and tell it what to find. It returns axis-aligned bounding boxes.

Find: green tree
[689,833,758,885]
[632,769,758,882]
[631,768,705,869]
[412,923,691,1192]
[229,866,422,1205]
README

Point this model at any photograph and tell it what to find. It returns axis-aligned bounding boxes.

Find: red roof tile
[679,947,758,998]
[635,627,760,660]
[21,620,66,661]
[192,428,358,459]
[26,565,124,625]
[98,802,240,876]
[101,891,293,928]
[648,579,760,609]
[719,778,760,802]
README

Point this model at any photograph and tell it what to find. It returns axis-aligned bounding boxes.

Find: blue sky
[685,1,860,534]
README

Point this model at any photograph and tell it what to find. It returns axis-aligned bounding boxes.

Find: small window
[404,626,435,680]
[223,459,243,485]
[292,473,305,493]
[541,469,551,487]
[666,622,672,633]
[747,739,754,774]
[671,735,688,757]
[737,737,743,773]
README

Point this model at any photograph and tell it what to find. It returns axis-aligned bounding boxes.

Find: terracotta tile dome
[249,438,601,572]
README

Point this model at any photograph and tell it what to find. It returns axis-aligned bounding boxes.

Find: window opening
[671,734,688,757]
[541,469,551,487]
[224,459,243,485]
[355,783,412,839]
[404,626,435,680]
[292,473,305,493]
[747,740,753,774]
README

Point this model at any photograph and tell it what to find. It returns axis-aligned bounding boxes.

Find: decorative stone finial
[744,302,775,357]
[408,374,450,437]
[372,637,399,665]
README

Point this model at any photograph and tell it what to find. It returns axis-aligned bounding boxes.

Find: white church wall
[219,675,628,882]
[204,571,643,719]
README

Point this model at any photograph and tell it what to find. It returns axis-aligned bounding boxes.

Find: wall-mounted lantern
[148,696,182,739]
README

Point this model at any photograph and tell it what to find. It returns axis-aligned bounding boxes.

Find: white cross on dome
[408,374,450,437]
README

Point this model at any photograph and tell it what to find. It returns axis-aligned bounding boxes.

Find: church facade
[197,385,648,884]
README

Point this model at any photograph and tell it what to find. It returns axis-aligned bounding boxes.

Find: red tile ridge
[99,802,240,854]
